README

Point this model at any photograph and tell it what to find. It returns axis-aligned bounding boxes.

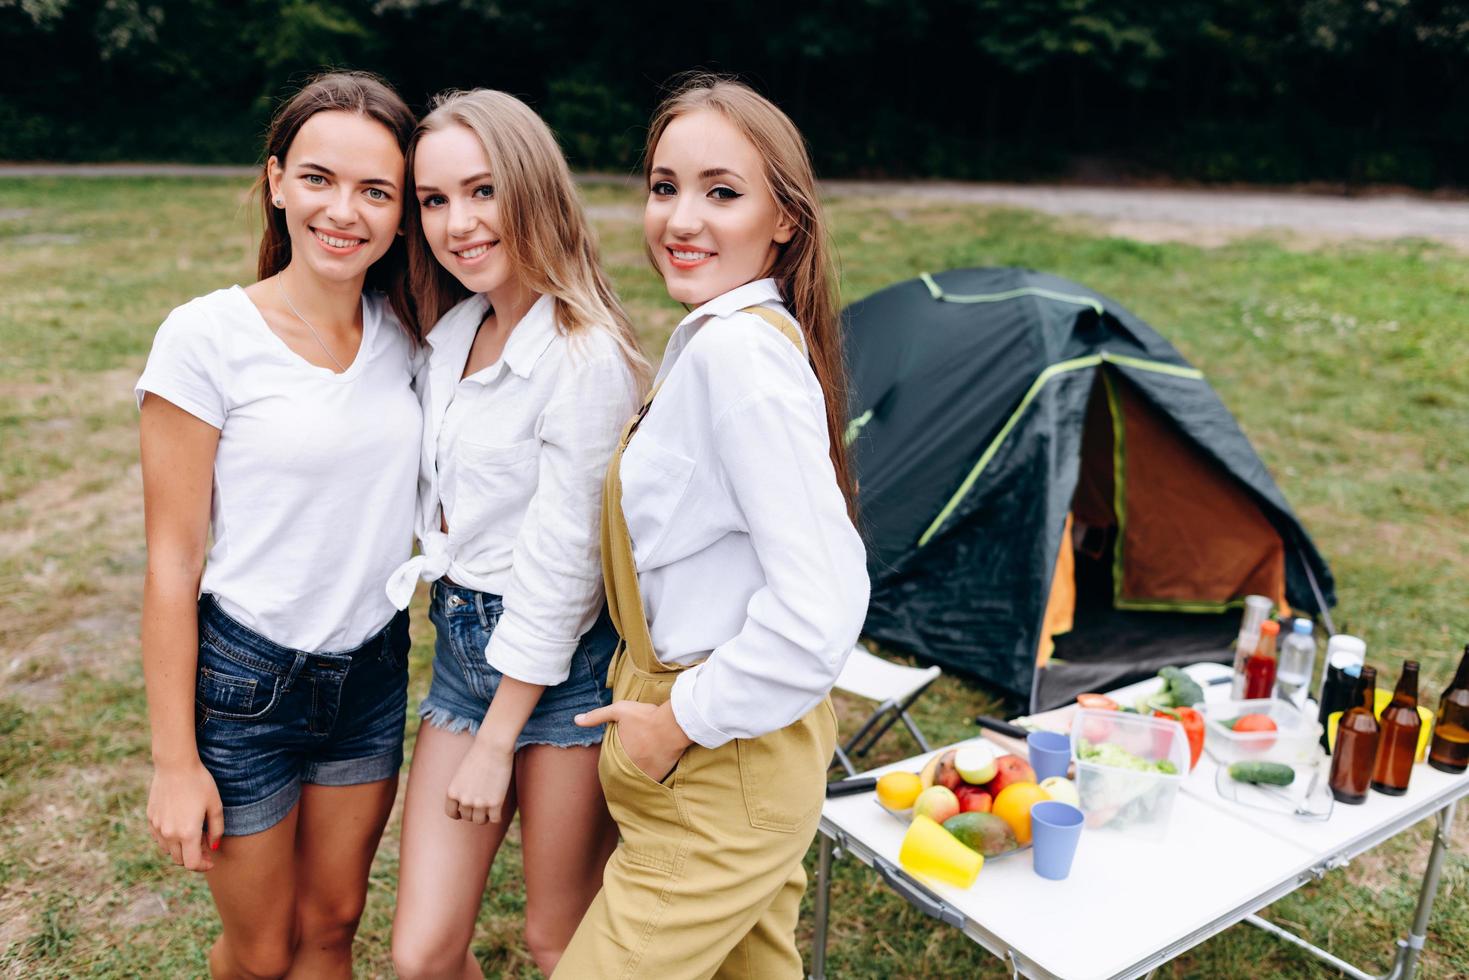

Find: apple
[913,785,960,824]
[955,785,993,813]
[985,754,1037,796]
[920,749,963,790]
[1039,776,1079,807]
[954,744,997,785]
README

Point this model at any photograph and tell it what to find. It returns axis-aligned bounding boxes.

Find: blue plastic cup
[1027,730,1071,782]
[1030,801,1084,880]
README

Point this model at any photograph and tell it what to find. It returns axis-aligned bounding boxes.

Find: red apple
[985,754,1037,796]
[955,785,993,813]
[932,749,964,792]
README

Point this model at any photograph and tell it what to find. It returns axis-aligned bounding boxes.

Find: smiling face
[644,109,794,306]
[266,110,405,285]
[413,123,521,297]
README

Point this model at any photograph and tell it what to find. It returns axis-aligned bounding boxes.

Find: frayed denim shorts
[420,581,615,748]
[194,594,409,837]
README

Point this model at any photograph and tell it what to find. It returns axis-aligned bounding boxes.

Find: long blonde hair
[406,89,648,386]
[645,75,854,514]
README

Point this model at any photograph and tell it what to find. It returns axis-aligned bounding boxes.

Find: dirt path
[5,164,1468,249]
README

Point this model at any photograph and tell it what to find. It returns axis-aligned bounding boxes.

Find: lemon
[876,771,923,811]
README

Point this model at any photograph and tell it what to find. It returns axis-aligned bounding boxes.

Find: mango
[942,811,1019,857]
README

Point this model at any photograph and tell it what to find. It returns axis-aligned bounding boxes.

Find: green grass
[0,177,1466,978]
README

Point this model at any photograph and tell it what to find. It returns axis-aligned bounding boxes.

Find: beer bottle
[1329,666,1378,805]
[1428,645,1469,774]
[1371,661,1421,796]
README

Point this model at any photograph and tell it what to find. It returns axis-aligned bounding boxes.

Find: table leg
[811,833,834,980]
[1386,799,1457,980]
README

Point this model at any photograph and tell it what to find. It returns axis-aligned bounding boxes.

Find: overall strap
[599,302,806,679]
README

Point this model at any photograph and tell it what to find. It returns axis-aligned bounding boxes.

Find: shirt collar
[675,278,783,332]
[500,293,558,379]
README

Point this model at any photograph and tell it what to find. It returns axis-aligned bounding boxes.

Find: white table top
[819,664,1469,980]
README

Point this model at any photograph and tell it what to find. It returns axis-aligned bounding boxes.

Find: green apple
[912,785,960,824]
[954,743,998,785]
[1039,776,1080,807]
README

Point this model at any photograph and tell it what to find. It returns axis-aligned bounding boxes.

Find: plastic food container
[1069,709,1188,841]
[1198,698,1322,768]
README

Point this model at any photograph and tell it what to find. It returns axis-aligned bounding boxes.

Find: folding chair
[830,645,942,776]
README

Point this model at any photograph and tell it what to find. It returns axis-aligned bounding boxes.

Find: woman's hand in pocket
[147,759,224,872]
[577,700,691,782]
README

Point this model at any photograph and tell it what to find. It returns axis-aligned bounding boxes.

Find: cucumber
[1228,761,1295,786]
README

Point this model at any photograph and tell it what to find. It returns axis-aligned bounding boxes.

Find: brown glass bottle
[1428,645,1469,774]
[1329,667,1378,805]
[1371,661,1421,796]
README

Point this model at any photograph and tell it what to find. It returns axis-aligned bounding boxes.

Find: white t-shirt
[136,285,421,652]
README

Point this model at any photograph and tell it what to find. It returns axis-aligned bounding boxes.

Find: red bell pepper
[1154,706,1205,771]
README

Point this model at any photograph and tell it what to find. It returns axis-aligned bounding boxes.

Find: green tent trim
[916,352,1204,548]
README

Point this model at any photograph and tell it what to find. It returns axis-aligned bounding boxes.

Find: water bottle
[1274,618,1317,706]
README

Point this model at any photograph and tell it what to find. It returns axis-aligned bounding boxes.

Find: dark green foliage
[2,0,1467,185]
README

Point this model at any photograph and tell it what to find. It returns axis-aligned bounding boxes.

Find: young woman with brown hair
[384,89,646,978]
[137,71,420,978]
[554,75,869,979]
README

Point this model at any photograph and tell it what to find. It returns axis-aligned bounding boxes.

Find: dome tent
[843,267,1336,712]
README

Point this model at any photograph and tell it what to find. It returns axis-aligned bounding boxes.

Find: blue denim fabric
[194,594,409,837]
[419,581,615,748]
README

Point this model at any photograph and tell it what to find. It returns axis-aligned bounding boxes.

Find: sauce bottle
[1428,645,1469,774]
[1329,666,1378,805]
[1243,620,1280,700]
[1371,661,1421,796]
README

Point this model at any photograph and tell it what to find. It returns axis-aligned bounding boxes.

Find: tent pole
[1297,544,1337,636]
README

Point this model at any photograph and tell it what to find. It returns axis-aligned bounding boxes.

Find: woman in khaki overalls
[555,76,870,979]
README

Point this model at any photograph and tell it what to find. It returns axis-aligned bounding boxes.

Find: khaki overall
[553,308,839,980]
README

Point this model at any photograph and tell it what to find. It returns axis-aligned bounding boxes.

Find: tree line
[3,0,1466,187]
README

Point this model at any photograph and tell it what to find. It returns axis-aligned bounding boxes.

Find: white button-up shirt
[623,279,870,748]
[387,293,640,686]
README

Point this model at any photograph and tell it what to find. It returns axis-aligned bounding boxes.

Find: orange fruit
[991,782,1049,846]
[876,771,923,811]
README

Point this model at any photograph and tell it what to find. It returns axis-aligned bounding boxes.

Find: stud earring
[274,197,284,207]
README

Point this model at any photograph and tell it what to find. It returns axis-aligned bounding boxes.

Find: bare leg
[205,803,302,980]
[284,777,399,980]
[392,722,519,980]
[517,743,618,975]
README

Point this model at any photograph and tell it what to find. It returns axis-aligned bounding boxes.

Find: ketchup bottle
[1243,620,1280,700]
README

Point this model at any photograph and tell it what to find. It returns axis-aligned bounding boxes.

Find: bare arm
[140,393,223,871]
[445,677,545,824]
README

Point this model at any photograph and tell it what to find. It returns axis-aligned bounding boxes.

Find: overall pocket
[735,700,837,833]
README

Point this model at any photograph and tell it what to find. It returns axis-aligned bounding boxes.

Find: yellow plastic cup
[899,815,984,888]
[1327,690,1434,762]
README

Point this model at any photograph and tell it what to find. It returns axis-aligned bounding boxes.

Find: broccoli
[1154,666,1204,709]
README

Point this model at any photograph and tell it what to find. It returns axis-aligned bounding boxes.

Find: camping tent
[843,267,1335,711]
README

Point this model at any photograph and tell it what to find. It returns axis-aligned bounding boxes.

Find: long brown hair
[404,89,649,387]
[644,75,855,513]
[255,71,418,339]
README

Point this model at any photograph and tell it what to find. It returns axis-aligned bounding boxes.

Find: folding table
[811,664,1468,979]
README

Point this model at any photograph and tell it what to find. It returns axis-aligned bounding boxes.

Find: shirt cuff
[484,609,576,687]
[670,665,735,749]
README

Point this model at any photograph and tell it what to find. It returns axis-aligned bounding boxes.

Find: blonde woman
[384,89,646,978]
[554,76,868,979]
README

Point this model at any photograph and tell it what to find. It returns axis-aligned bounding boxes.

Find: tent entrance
[1034,368,1288,709]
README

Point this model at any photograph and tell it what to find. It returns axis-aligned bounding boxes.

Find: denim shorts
[194,594,409,837]
[420,581,616,748]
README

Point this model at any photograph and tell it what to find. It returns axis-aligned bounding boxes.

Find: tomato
[1076,693,1119,711]
[1231,712,1278,753]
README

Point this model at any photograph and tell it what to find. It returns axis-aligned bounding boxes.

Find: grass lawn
[1,176,1466,978]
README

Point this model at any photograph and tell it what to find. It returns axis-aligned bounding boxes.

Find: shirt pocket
[452,437,539,554]
[619,436,697,568]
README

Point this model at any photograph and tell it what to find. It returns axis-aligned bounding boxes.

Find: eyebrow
[650,166,745,181]
[297,161,399,190]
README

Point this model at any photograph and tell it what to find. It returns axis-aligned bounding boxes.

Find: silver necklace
[278,278,348,372]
